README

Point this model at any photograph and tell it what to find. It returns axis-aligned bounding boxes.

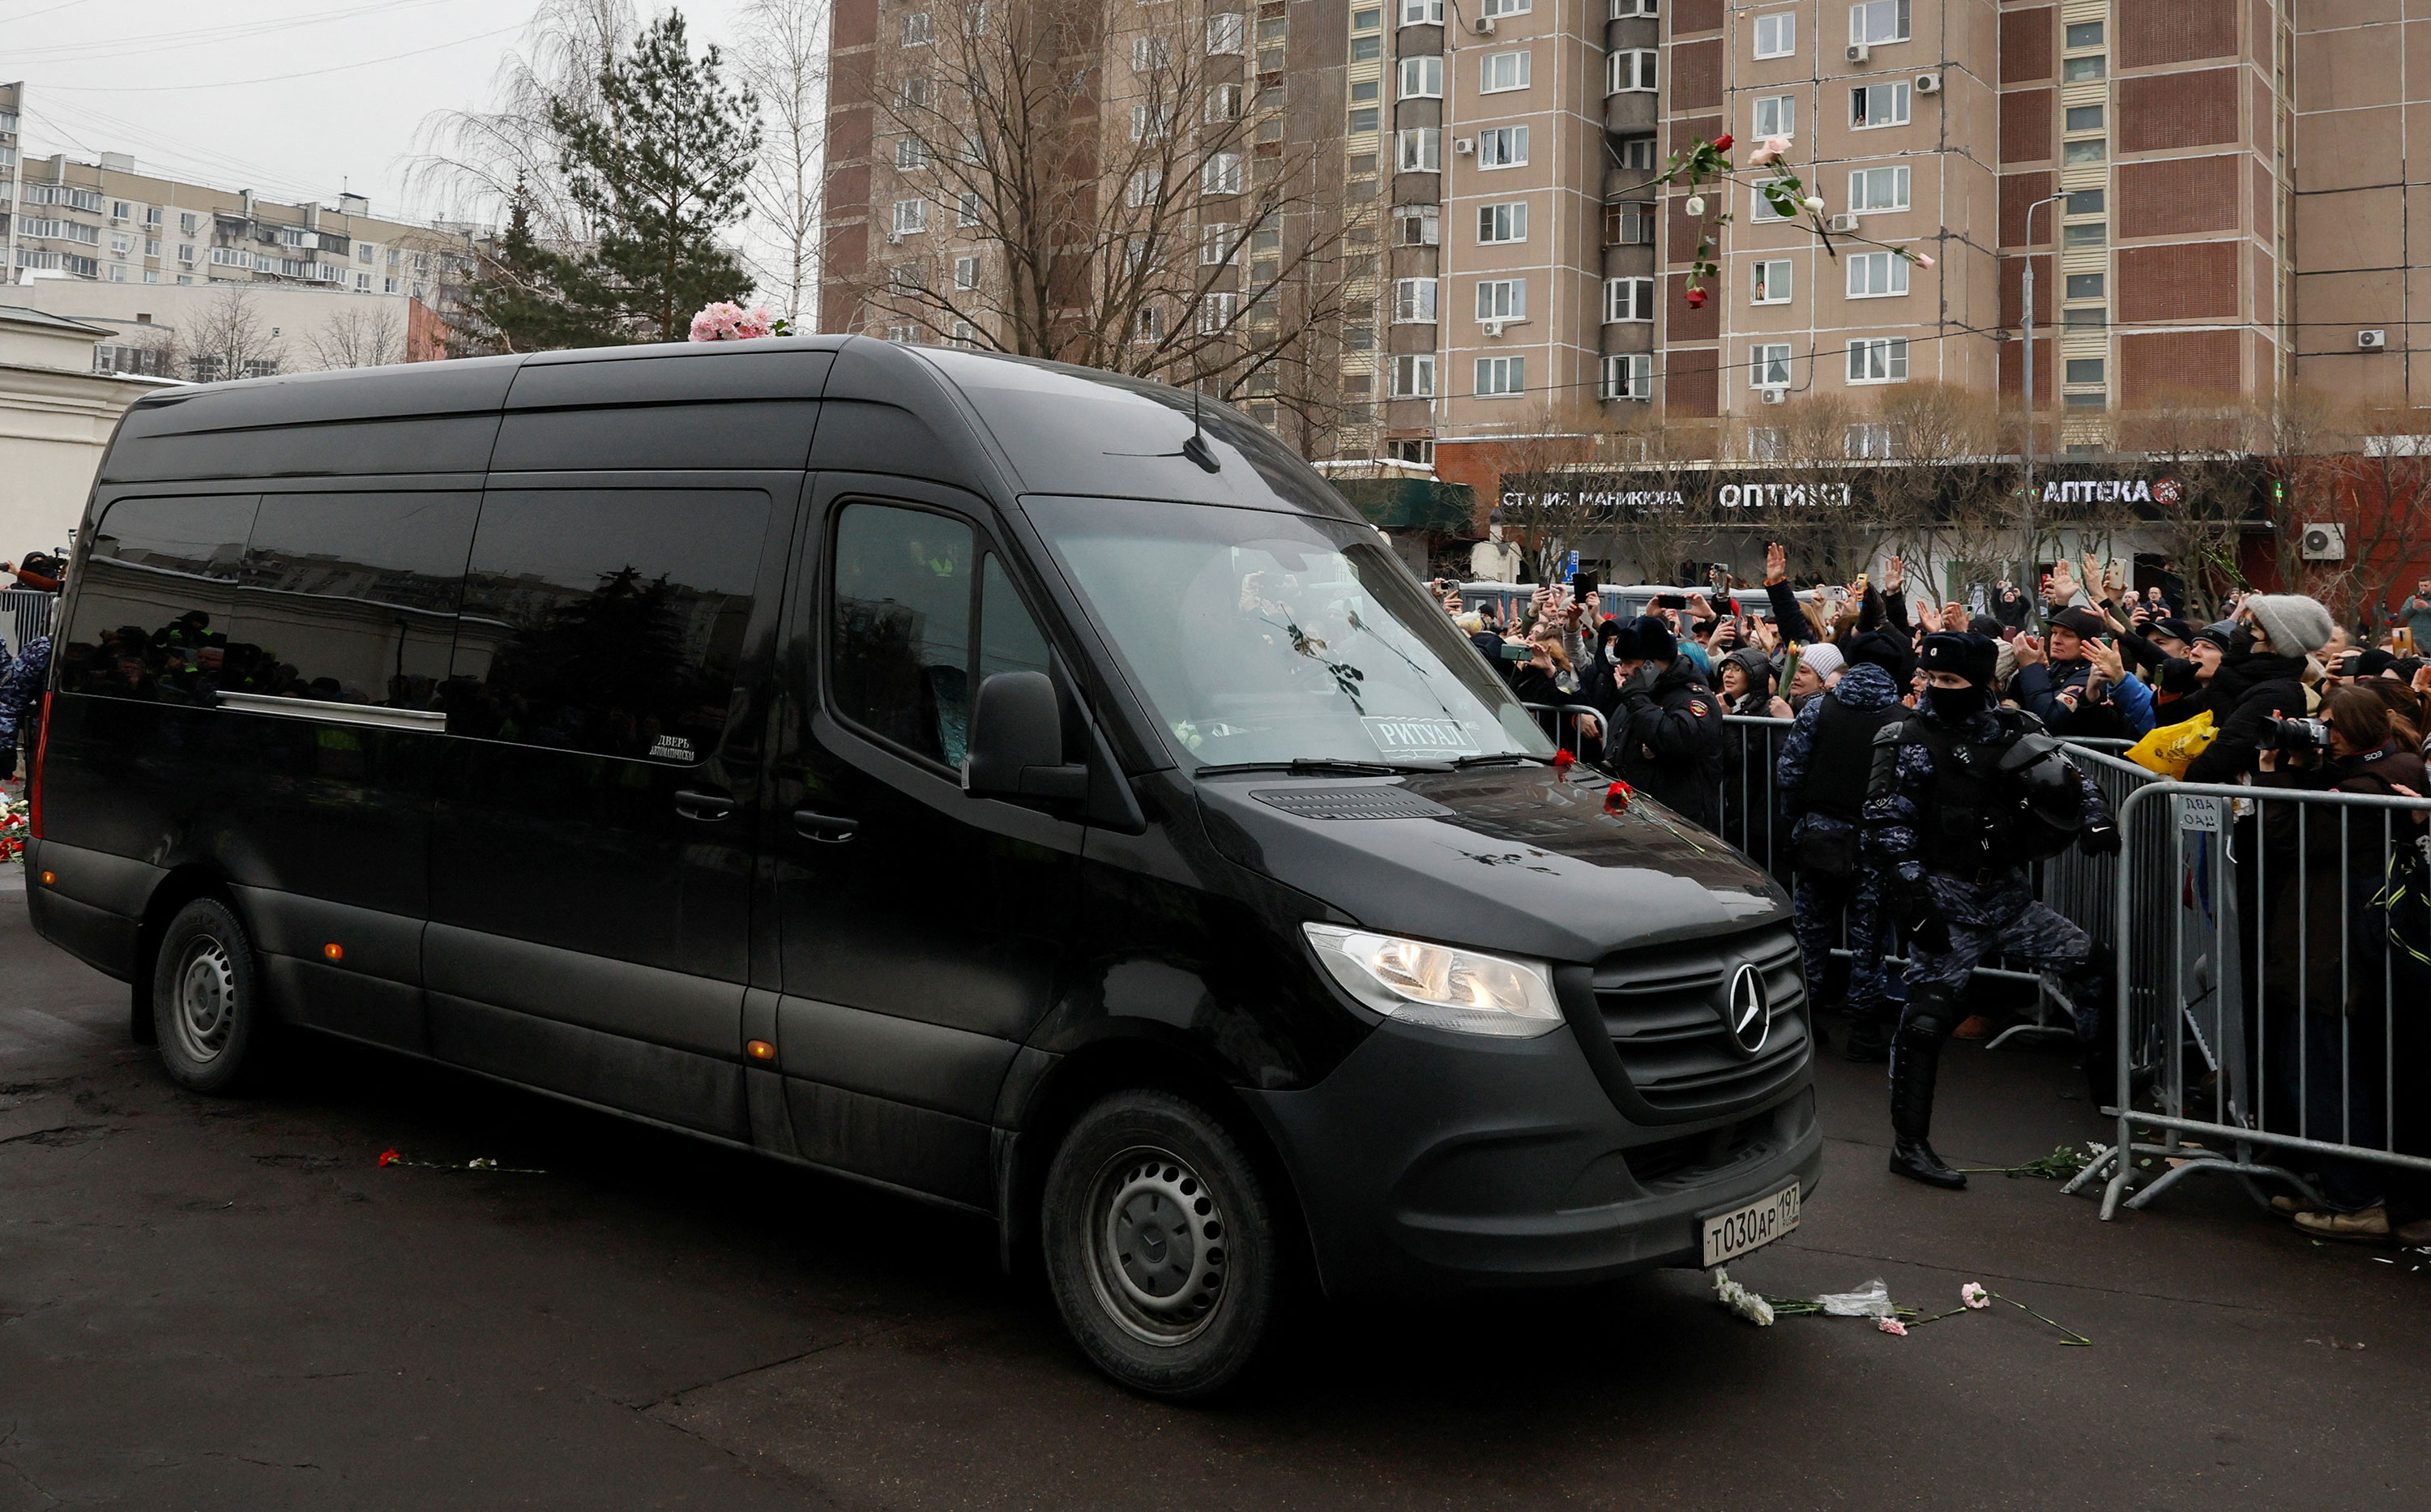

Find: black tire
[151,897,267,1095]
[1040,1089,1282,1400]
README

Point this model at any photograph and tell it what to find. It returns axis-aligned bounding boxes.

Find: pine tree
[549,12,761,342]
[459,182,622,353]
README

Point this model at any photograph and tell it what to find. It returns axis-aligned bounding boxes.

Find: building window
[1479,0,1531,15]
[1133,102,1177,140]
[1392,276,1438,321]
[2065,391,2106,409]
[2066,188,2104,217]
[1847,164,1911,212]
[897,136,931,169]
[1610,0,1657,15]
[2062,54,2105,83]
[950,321,976,348]
[1476,126,1528,167]
[903,11,934,44]
[1483,50,1532,92]
[1134,305,1166,343]
[1349,34,1379,59]
[1346,105,1379,132]
[1202,85,1241,123]
[1847,336,1908,382]
[179,212,199,236]
[2066,357,2106,385]
[243,359,280,379]
[1600,352,1653,400]
[2065,305,2107,329]
[892,199,929,234]
[1852,81,1909,128]
[2065,20,2102,49]
[1476,278,1526,320]
[1206,12,1245,53]
[1133,34,1174,69]
[1399,55,1443,97]
[1620,137,1656,172]
[2066,272,2105,301]
[1845,250,1908,297]
[2064,221,2106,247]
[1475,355,1527,396]
[1753,11,1795,58]
[955,254,981,288]
[1604,275,1655,322]
[108,265,127,282]
[143,269,159,284]
[1128,170,1163,207]
[1745,427,1785,460]
[1395,203,1440,245]
[1397,127,1441,172]
[1197,223,1235,264]
[1848,0,1908,46]
[1402,0,1443,20]
[2065,104,2104,133]
[1203,153,1244,194]
[1477,200,1528,243]
[384,276,399,293]
[1604,200,1654,245]
[2064,138,2107,164]
[1198,293,1241,334]
[1752,344,1792,387]
[1753,258,1792,303]
[1752,94,1794,139]
[1393,353,1438,397]
[1607,48,1656,94]
[109,233,131,254]
[143,206,162,225]
[1751,186,1790,221]
[356,272,371,291]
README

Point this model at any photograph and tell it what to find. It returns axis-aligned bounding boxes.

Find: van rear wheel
[152,897,267,1095]
[1041,1090,1281,1399]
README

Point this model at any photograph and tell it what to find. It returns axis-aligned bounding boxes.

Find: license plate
[1701,1184,1801,1267]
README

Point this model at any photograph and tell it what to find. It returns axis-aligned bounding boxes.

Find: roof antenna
[1181,384,1220,472]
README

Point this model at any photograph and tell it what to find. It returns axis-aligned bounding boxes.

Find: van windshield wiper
[1450,753,1544,769]
[1190,758,1453,778]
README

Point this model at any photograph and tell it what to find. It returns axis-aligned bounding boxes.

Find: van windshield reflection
[1023,497,1551,772]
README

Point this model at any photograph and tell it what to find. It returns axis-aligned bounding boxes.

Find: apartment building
[1,84,470,337]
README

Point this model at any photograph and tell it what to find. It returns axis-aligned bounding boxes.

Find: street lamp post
[2019,190,2068,598]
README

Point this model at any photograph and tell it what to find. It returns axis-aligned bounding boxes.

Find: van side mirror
[964,671,1089,801]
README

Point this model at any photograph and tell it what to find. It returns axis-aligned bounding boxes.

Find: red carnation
[1604,779,1634,814]
[378,1149,400,1167]
[1685,287,1708,309]
[1711,133,1734,152]
[1552,748,1576,771]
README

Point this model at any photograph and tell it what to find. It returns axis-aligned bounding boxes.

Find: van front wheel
[1041,1090,1280,1399]
[152,897,267,1095]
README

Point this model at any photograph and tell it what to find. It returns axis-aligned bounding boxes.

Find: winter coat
[2183,652,2316,785]
[1603,655,1724,828]
[2255,740,2430,1015]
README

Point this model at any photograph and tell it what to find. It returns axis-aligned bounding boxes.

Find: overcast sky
[5,0,763,225]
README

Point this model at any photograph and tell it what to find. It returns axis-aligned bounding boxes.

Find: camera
[2258,714,2334,754]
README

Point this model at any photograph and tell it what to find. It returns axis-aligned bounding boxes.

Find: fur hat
[1919,631,1999,686]
[1626,613,1678,667]
[2242,593,2335,656]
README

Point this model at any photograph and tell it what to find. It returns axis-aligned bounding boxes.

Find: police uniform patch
[1690,699,1711,715]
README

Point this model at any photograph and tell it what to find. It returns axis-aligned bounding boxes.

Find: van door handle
[674,789,737,822]
[793,809,860,843]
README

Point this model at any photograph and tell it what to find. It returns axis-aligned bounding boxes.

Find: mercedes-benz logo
[1724,963,1771,1054]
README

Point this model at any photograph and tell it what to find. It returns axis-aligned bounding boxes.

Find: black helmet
[1997,732,2086,862]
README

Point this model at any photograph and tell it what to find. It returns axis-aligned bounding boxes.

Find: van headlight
[1301,924,1566,1038]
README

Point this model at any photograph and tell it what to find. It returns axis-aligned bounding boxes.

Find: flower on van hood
[689,301,787,342]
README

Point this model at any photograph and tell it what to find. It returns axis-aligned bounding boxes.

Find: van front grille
[1591,926,1808,1116]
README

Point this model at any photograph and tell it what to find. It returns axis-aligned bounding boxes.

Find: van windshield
[1024,496,1552,771]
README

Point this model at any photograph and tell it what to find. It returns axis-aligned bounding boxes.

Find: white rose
[1802,195,1826,211]
[1684,195,1707,217]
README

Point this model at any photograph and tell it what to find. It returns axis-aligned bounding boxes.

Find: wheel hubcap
[173,937,237,1064]
[1087,1147,1228,1346]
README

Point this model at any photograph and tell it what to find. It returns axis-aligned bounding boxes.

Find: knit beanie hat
[1797,643,1845,682]
[2242,593,2335,656]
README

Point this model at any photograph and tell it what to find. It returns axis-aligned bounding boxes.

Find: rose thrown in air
[1749,135,1791,165]
[1684,195,1707,217]
[1711,133,1733,152]
[1685,286,1708,308]
[1913,253,1936,269]
[1802,195,1826,211]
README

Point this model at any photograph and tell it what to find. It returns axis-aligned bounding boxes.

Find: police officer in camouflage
[1862,632,2121,1190]
[1775,630,1913,1061]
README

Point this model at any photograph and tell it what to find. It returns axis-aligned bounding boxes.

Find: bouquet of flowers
[0,796,28,866]
[688,301,793,342]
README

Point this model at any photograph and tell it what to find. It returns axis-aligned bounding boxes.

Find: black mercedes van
[25,336,1818,1396]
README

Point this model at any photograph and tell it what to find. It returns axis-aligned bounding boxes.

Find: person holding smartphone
[1599,614,1723,828]
[2010,607,2153,741]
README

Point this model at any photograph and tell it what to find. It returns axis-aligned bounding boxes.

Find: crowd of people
[0,554,62,783]
[1448,547,2431,1243]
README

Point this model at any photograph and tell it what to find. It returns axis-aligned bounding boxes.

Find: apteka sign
[2039,476,2180,505]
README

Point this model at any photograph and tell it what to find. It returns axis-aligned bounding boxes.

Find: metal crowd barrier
[2064,780,2431,1220]
[1521,702,1609,759]
[0,587,53,651]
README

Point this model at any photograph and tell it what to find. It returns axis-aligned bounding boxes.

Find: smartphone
[1652,593,1688,610]
[1497,643,1532,662]
[1570,572,1600,600]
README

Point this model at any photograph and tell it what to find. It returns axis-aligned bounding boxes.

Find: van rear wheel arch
[130,867,246,1046]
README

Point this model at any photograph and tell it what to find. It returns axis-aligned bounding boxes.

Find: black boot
[1843,1014,1891,1063]
[1889,990,1966,1190]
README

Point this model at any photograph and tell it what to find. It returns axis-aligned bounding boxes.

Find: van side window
[978,553,1053,686]
[62,493,258,703]
[446,489,769,761]
[229,492,478,708]
[830,503,975,766]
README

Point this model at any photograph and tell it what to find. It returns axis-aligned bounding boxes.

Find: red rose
[1604,779,1634,814]
[378,1149,400,1167]
[1685,287,1708,308]
[1552,748,1576,771]
[1712,133,1734,152]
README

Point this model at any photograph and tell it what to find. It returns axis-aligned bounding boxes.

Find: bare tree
[2262,397,2431,628]
[183,288,285,382]
[409,0,636,240]
[835,0,1357,416]
[735,0,828,326]
[2114,391,2262,618]
[1866,381,2005,604]
[303,303,406,370]
[1576,409,1725,587]
[1476,404,1607,582]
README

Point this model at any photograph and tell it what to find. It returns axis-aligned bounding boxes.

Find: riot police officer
[1862,632,2121,1190]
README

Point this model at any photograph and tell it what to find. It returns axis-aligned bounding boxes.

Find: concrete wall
[0,309,174,561]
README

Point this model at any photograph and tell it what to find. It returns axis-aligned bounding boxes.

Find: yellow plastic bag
[2126,710,2217,779]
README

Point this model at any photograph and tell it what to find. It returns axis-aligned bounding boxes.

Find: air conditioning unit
[2301,523,2348,562]
[1482,318,1506,337]
[1452,136,1476,155]
[1913,72,1942,94]
[1759,386,1788,404]
[884,229,904,245]
[1471,15,1497,34]
[1845,43,1870,63]
[1827,212,1861,233]
[2359,329,2389,350]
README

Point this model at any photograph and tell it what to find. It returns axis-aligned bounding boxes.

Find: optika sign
[1717,481,1852,510]
[2040,477,2177,505]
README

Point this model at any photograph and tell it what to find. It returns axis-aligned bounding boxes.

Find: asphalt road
[5,869,2429,1510]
